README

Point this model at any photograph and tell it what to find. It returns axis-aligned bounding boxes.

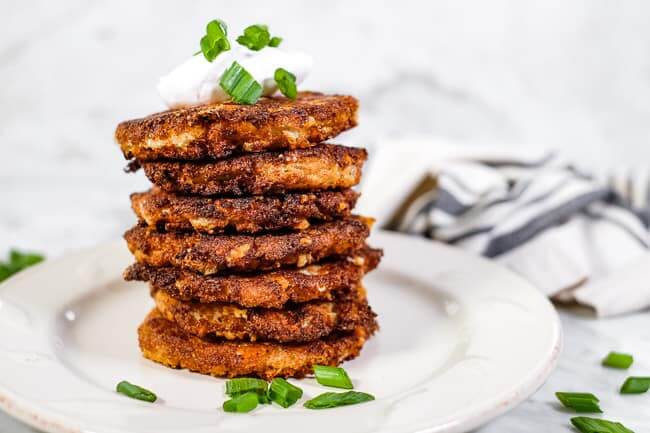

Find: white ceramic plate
[0,231,561,433]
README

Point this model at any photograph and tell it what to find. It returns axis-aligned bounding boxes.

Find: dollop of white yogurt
[157,47,313,108]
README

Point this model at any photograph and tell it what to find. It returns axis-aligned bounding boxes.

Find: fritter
[138,309,377,379]
[131,187,359,234]
[152,285,375,343]
[124,247,382,308]
[116,92,358,161]
[124,217,373,275]
[140,144,367,196]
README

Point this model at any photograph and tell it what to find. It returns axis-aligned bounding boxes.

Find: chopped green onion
[274,68,297,100]
[220,61,263,105]
[570,416,634,433]
[304,391,374,409]
[236,24,271,51]
[268,378,303,408]
[116,381,157,403]
[555,392,602,413]
[269,36,283,47]
[620,377,650,394]
[223,391,259,413]
[225,378,268,396]
[313,365,353,389]
[257,393,271,404]
[0,249,44,283]
[198,19,231,62]
[602,352,634,369]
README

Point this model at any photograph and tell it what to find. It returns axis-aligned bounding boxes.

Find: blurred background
[2,0,650,256]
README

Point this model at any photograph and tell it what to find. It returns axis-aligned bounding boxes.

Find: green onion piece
[116,381,157,403]
[274,68,297,100]
[555,392,602,413]
[570,416,634,433]
[0,249,45,283]
[268,378,303,408]
[620,377,650,394]
[220,61,263,105]
[236,24,271,51]
[0,264,11,282]
[304,391,375,409]
[225,378,268,396]
[313,365,353,389]
[198,19,231,62]
[602,352,634,369]
[257,392,271,404]
[269,36,283,47]
[222,391,259,413]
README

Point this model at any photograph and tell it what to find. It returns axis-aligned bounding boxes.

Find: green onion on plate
[223,391,259,413]
[268,378,303,408]
[116,381,157,403]
[225,377,268,396]
[313,365,353,389]
[304,391,374,409]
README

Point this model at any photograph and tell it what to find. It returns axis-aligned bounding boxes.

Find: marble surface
[2,1,650,431]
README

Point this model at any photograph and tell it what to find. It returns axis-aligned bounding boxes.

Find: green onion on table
[555,392,602,413]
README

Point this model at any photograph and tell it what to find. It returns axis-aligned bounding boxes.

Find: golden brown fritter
[138,309,377,379]
[124,247,382,308]
[140,144,367,196]
[152,285,375,343]
[131,187,359,234]
[124,217,373,275]
[116,92,358,161]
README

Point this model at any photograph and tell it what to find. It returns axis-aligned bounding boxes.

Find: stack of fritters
[116,92,381,379]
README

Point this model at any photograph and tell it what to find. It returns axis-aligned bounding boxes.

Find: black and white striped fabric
[394,152,650,316]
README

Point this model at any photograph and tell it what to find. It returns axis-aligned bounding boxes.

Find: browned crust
[152,285,375,343]
[138,308,377,379]
[131,187,359,234]
[140,144,367,196]
[124,217,373,275]
[116,92,358,161]
[124,247,382,308]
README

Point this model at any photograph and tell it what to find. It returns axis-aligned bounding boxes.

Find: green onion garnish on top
[0,249,44,283]
[313,365,353,389]
[304,391,374,409]
[555,392,602,413]
[223,391,259,413]
[602,352,634,369]
[197,19,231,62]
[116,381,157,403]
[620,377,650,394]
[236,24,282,51]
[225,377,268,396]
[268,378,303,408]
[570,416,634,433]
[220,61,263,105]
[236,24,271,51]
[274,68,297,100]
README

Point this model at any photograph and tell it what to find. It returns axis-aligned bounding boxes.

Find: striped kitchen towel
[374,147,650,317]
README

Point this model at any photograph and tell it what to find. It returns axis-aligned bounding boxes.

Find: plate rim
[0,230,563,433]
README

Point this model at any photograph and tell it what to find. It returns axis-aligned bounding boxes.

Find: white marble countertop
[3,1,650,431]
